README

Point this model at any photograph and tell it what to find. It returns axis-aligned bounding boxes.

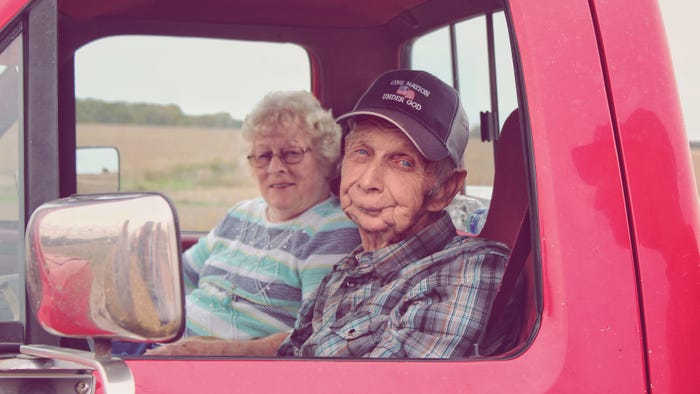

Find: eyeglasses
[246,147,311,168]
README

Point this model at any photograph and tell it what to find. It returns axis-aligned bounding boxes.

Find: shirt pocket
[328,309,386,357]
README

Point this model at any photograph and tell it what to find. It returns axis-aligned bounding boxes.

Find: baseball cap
[336,69,469,166]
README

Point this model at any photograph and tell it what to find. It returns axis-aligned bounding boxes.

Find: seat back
[478,109,528,248]
[474,108,534,356]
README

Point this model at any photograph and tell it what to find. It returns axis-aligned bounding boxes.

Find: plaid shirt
[278,213,510,358]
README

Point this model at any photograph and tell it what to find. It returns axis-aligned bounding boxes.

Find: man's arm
[144,331,289,357]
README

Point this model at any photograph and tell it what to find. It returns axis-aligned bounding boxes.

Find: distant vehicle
[1,0,698,393]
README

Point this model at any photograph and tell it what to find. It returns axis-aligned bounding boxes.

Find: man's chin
[353,216,392,234]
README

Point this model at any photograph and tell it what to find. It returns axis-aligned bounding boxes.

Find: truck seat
[475,108,537,356]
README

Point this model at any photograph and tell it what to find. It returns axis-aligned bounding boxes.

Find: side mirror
[76,146,120,193]
[25,192,184,342]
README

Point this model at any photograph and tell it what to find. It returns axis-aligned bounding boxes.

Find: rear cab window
[75,36,311,233]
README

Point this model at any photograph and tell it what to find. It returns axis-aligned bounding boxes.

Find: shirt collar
[348,212,457,280]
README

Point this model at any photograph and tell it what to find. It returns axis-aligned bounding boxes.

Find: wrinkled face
[340,124,441,249]
[250,127,330,222]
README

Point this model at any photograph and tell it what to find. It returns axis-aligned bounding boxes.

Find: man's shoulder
[213,198,265,232]
[396,235,510,291]
[440,235,511,260]
[224,197,265,218]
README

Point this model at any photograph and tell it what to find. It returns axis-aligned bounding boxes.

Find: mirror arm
[20,343,135,394]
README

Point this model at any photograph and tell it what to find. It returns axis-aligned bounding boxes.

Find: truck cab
[1,0,698,392]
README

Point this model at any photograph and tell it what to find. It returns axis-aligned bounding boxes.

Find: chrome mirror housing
[25,193,184,342]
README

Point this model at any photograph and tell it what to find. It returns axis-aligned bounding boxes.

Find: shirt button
[348,329,356,336]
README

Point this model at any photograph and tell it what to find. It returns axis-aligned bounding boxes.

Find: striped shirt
[183,196,360,340]
[278,213,510,358]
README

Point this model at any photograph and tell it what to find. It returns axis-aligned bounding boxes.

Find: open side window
[66,3,539,361]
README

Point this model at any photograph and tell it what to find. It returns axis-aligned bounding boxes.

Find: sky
[660,2,699,141]
[74,1,699,141]
[75,37,311,120]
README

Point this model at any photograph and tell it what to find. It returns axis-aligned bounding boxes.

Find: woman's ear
[426,169,468,212]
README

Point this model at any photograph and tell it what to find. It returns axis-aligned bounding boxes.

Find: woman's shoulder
[310,195,342,214]
[306,196,348,219]
[216,198,267,229]
[299,196,356,231]
[226,197,266,215]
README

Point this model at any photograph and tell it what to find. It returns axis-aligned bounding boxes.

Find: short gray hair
[427,156,460,196]
[242,91,342,178]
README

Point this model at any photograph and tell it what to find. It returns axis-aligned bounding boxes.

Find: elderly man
[147,69,510,358]
[277,69,510,358]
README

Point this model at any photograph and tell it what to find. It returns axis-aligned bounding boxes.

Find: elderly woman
[145,91,360,356]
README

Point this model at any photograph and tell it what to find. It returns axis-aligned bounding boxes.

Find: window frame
[24,0,61,346]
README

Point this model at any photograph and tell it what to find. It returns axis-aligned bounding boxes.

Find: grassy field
[76,123,700,232]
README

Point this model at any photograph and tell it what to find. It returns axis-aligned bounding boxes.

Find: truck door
[590,0,700,391]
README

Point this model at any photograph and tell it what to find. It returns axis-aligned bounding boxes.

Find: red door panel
[593,0,700,391]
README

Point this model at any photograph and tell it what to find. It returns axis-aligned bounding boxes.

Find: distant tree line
[76,98,242,128]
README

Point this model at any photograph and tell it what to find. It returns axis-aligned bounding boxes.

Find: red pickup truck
[1,0,698,393]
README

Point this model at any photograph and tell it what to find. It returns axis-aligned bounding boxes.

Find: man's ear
[426,169,467,212]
